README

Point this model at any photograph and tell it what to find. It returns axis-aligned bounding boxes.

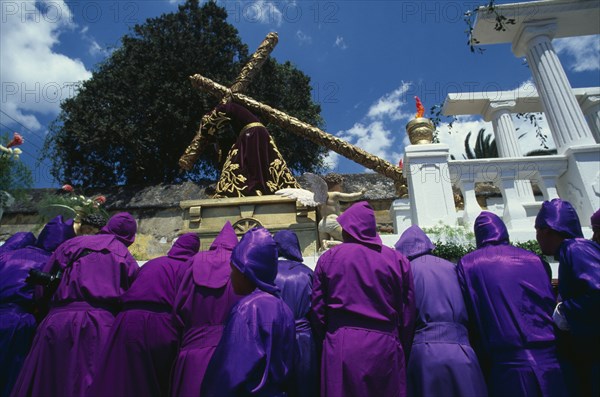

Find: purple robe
[170,222,242,397]
[11,213,139,397]
[274,230,318,397]
[211,102,300,197]
[88,232,199,397]
[457,211,566,397]
[201,227,296,397]
[395,225,487,397]
[311,201,416,397]
[0,218,74,397]
[0,232,36,254]
[555,238,600,397]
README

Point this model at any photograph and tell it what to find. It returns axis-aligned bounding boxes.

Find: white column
[485,101,535,202]
[512,21,595,153]
[405,144,457,228]
[579,94,600,143]
[457,178,481,229]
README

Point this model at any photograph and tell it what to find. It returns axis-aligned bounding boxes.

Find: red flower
[6,132,24,148]
[94,195,106,204]
[62,184,74,192]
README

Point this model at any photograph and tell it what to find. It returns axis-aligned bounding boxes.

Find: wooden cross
[179,32,279,170]
[188,74,404,182]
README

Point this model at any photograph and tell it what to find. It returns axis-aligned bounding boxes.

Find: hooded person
[395,225,487,397]
[311,201,416,397]
[0,217,74,397]
[0,232,36,255]
[457,211,566,397]
[273,229,318,397]
[170,222,243,397]
[536,199,600,397]
[10,212,139,397]
[88,232,200,397]
[201,227,296,397]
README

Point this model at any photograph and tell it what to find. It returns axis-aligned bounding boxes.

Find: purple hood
[231,227,279,295]
[338,201,382,249]
[36,215,76,252]
[474,211,510,248]
[395,225,435,260]
[99,212,137,247]
[168,232,200,260]
[535,198,583,239]
[274,229,303,262]
[193,221,238,288]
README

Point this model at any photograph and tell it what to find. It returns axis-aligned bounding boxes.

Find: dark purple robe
[457,211,566,397]
[201,227,296,397]
[170,222,242,397]
[311,201,416,397]
[273,230,318,397]
[10,213,139,397]
[0,218,74,397]
[0,232,36,254]
[211,102,300,197]
[395,225,487,397]
[88,232,199,397]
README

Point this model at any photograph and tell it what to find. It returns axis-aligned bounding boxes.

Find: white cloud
[0,0,92,130]
[366,82,412,121]
[296,30,312,45]
[554,35,600,72]
[245,1,284,27]
[334,36,348,50]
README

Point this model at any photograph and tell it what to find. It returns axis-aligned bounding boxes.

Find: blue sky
[1,0,599,188]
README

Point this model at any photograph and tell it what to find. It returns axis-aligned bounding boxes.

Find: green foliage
[464,128,498,159]
[0,132,33,204]
[432,241,476,262]
[43,0,326,188]
[513,240,543,256]
[423,222,544,262]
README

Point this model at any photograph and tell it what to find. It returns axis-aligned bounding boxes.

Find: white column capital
[483,100,517,122]
[512,20,557,57]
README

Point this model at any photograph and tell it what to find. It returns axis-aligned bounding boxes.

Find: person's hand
[553,302,570,331]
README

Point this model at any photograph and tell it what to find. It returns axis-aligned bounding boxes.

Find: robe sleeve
[173,267,194,330]
[559,242,600,336]
[121,253,139,290]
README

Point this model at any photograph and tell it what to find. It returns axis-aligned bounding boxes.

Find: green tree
[464,128,498,159]
[44,0,326,188]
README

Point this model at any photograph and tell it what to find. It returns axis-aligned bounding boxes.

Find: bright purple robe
[201,290,296,397]
[395,225,487,397]
[88,232,199,397]
[10,213,139,397]
[457,211,566,397]
[1,218,74,397]
[201,227,296,397]
[311,201,416,397]
[170,222,242,397]
[274,230,318,397]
